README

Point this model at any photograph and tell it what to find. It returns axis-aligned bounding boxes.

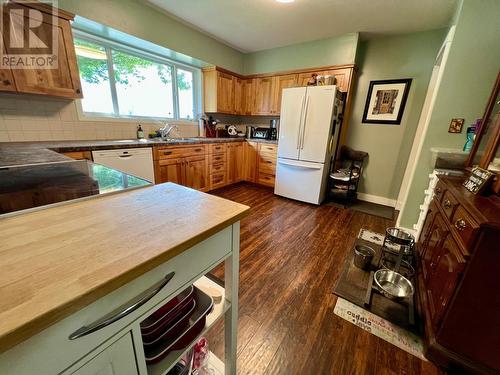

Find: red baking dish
[144,286,214,365]
[141,285,194,334]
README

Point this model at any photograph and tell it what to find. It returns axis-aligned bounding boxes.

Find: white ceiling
[144,0,457,53]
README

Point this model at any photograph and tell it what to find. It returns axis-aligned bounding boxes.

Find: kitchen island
[0,182,249,374]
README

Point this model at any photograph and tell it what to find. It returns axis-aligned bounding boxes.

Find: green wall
[399,0,500,228]
[58,0,245,73]
[345,29,445,202]
[243,33,359,75]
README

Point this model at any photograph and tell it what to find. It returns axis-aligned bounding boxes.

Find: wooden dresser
[417,175,500,374]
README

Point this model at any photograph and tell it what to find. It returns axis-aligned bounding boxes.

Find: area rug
[334,297,426,360]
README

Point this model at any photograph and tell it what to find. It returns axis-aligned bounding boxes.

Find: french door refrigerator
[274,85,343,204]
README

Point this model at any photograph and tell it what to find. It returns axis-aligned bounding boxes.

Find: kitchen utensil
[353,245,374,270]
[144,287,214,364]
[374,269,414,300]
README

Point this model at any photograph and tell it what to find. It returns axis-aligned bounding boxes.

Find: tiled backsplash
[0,93,198,142]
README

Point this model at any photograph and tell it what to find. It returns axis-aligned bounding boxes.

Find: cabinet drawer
[434,180,446,202]
[210,162,226,174]
[258,172,275,187]
[451,206,479,253]
[210,153,227,165]
[158,145,207,159]
[259,159,276,174]
[0,227,233,375]
[441,190,459,219]
[211,172,227,190]
[258,143,277,155]
[209,143,227,154]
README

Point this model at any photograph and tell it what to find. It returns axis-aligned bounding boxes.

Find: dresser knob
[443,199,451,209]
[455,219,466,231]
[435,187,442,194]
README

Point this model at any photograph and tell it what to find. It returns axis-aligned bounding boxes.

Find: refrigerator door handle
[300,95,310,149]
[328,136,334,154]
[297,93,307,149]
[278,159,322,169]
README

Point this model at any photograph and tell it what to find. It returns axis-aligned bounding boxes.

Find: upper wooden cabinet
[0,1,82,99]
[241,79,254,115]
[203,68,235,114]
[253,76,278,115]
[0,36,16,92]
[274,74,298,113]
[233,77,243,115]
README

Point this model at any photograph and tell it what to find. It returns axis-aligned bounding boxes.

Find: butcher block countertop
[0,183,249,353]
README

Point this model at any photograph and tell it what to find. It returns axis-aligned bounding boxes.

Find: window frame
[73,31,200,123]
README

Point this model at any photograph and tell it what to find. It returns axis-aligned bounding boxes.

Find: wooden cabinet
[1,2,82,99]
[185,155,210,191]
[256,143,277,187]
[253,76,278,115]
[227,143,244,184]
[203,68,235,114]
[0,36,16,92]
[242,79,255,115]
[244,142,258,182]
[61,151,92,161]
[274,74,298,113]
[417,175,500,374]
[233,77,243,115]
[157,158,184,185]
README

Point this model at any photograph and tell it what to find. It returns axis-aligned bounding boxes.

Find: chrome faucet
[159,124,179,140]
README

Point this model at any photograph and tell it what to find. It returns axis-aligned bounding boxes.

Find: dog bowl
[374,269,414,299]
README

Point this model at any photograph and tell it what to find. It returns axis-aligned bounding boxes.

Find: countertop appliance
[269,119,279,140]
[92,148,155,182]
[274,85,343,204]
[252,127,271,140]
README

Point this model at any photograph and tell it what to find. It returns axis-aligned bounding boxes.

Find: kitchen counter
[0,137,277,168]
[0,182,249,353]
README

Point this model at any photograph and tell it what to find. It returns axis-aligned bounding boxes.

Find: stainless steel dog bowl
[374,269,414,299]
[380,258,415,278]
[353,245,375,270]
[385,227,415,246]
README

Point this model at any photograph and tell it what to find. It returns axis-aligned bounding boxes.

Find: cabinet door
[426,233,466,329]
[242,79,255,115]
[4,5,82,98]
[421,211,448,281]
[419,201,437,256]
[322,67,352,92]
[233,77,243,115]
[227,143,244,184]
[217,71,234,113]
[185,155,209,192]
[71,333,137,375]
[274,74,298,113]
[254,76,277,115]
[157,158,184,185]
[0,36,16,92]
[298,72,317,86]
[244,142,258,182]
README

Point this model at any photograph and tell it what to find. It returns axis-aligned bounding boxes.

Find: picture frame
[448,118,465,133]
[362,79,412,125]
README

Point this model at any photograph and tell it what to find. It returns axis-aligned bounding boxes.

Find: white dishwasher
[92,148,155,182]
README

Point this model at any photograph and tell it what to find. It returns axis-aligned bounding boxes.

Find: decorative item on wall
[448,118,465,133]
[362,79,412,125]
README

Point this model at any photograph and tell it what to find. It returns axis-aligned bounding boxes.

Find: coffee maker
[269,119,279,140]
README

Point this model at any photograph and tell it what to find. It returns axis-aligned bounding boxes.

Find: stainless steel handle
[69,272,175,340]
[328,136,334,154]
[297,94,307,149]
[300,96,310,149]
[119,154,133,158]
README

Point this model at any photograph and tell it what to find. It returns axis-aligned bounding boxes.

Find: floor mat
[334,297,426,360]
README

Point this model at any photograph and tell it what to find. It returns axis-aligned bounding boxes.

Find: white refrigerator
[274,85,343,204]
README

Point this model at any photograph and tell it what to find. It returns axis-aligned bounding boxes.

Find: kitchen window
[74,36,199,121]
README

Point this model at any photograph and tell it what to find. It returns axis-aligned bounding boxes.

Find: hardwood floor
[205,182,440,375]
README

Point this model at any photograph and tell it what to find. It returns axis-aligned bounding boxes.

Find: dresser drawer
[451,205,480,253]
[209,143,227,154]
[158,145,206,159]
[211,172,227,189]
[441,190,459,219]
[210,153,227,165]
[210,162,226,174]
[258,172,275,187]
[434,180,446,202]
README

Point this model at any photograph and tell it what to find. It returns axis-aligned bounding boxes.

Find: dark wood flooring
[205,182,440,375]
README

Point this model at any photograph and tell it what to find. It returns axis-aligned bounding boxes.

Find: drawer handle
[3,79,11,85]
[454,218,466,231]
[443,199,452,209]
[68,272,175,340]
[163,151,172,155]
[195,148,202,152]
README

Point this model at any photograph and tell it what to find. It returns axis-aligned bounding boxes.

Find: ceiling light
[276,0,295,3]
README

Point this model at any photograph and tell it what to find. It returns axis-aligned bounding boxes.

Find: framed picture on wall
[362,79,412,125]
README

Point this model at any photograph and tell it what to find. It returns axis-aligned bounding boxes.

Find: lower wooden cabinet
[185,155,210,191]
[157,158,184,186]
[227,143,244,184]
[243,142,258,182]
